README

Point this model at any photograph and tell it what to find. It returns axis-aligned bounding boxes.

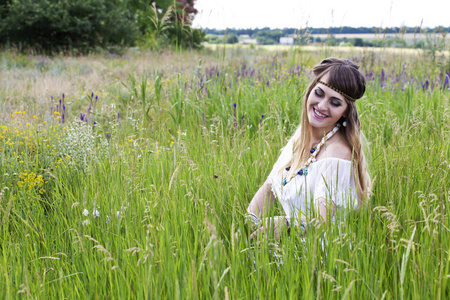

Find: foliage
[0,0,139,53]
[225,33,239,44]
[138,1,205,50]
[0,0,205,53]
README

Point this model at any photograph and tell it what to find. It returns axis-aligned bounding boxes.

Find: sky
[192,0,448,30]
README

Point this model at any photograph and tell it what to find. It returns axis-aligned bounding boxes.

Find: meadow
[0,45,449,298]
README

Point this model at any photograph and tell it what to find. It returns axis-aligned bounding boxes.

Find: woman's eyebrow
[317,86,344,102]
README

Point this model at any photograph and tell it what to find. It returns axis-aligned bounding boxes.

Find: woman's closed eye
[331,100,342,107]
[315,89,342,107]
[314,89,323,97]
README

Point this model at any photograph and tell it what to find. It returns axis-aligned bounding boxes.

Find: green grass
[0,45,449,298]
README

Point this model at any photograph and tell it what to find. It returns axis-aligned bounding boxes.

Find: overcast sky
[192,0,448,29]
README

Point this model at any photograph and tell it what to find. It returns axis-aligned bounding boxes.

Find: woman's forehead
[316,75,346,101]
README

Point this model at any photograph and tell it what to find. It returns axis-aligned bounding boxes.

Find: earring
[342,121,347,127]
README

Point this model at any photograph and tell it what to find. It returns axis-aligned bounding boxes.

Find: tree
[353,38,364,47]
[225,33,238,44]
[136,0,205,50]
[0,0,139,53]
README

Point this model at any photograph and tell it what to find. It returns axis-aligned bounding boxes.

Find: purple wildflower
[106,133,111,139]
[443,74,449,90]
[422,80,429,91]
[233,103,237,129]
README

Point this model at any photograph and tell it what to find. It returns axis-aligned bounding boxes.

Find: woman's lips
[313,108,328,119]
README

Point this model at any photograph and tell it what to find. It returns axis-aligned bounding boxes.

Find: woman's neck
[310,124,340,146]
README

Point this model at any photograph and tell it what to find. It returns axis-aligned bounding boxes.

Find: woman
[247,58,371,240]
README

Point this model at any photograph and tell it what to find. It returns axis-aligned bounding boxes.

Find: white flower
[116,211,120,218]
[82,219,90,227]
[93,209,100,218]
[82,209,89,216]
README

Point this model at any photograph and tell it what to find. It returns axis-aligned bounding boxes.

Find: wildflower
[380,68,385,88]
[443,74,449,90]
[93,209,100,218]
[82,219,90,227]
[116,211,120,218]
[83,209,89,216]
[233,103,237,129]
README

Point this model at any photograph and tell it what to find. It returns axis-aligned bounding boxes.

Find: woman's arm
[246,181,277,218]
[315,197,336,224]
[247,182,284,240]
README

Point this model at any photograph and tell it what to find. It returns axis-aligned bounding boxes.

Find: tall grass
[0,45,449,298]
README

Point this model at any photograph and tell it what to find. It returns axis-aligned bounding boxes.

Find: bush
[0,0,139,53]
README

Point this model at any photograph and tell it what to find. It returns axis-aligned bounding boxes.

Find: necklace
[283,124,341,186]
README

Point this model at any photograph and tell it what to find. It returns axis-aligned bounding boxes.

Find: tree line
[205,26,450,36]
[204,26,450,48]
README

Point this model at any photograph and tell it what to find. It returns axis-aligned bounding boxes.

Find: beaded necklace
[282,124,341,186]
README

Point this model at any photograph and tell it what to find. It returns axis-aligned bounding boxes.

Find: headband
[318,80,355,102]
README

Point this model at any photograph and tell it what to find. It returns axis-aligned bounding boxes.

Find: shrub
[0,0,139,53]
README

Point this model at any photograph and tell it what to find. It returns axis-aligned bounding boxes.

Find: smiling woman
[246,58,371,240]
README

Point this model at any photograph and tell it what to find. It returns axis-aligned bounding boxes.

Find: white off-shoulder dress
[266,131,358,225]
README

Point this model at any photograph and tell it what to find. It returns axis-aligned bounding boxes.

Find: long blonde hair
[284,58,371,204]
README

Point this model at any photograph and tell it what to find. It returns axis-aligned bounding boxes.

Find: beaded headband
[318,80,355,102]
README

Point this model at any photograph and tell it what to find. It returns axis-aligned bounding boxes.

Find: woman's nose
[316,99,328,110]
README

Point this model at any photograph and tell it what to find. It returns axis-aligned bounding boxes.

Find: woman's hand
[249,216,288,242]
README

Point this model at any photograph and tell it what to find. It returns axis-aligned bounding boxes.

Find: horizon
[198,25,447,31]
[192,0,448,31]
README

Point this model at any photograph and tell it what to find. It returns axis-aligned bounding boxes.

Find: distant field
[204,43,450,56]
[311,32,450,43]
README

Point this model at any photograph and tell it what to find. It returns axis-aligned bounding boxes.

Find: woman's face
[306,73,348,133]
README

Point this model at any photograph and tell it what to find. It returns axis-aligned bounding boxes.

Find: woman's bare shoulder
[321,140,352,161]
